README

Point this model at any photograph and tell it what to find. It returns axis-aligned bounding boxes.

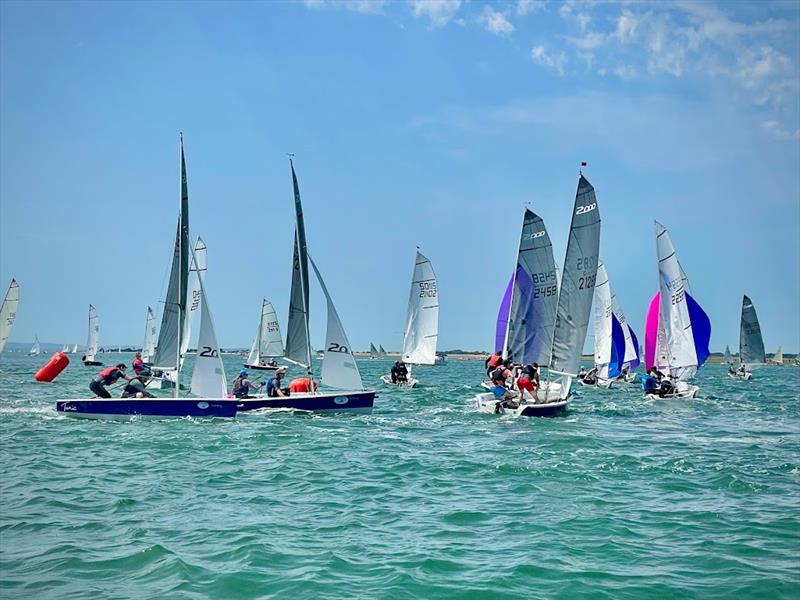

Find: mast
[175,132,188,398]
[257,298,266,362]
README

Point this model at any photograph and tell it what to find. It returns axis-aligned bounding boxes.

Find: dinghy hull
[475,392,569,417]
[243,363,279,371]
[236,390,375,413]
[380,375,419,388]
[56,398,238,419]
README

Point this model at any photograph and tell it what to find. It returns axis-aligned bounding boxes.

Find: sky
[1,0,798,355]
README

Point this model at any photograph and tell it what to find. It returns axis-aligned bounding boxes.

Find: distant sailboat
[61,344,70,353]
[237,159,375,412]
[71,343,79,354]
[0,279,20,355]
[57,135,239,419]
[83,305,102,366]
[478,172,601,416]
[244,298,284,370]
[769,346,783,365]
[723,345,733,364]
[380,250,439,387]
[369,343,379,359]
[644,222,711,397]
[141,306,156,363]
[378,344,387,358]
[733,294,764,380]
[27,335,41,356]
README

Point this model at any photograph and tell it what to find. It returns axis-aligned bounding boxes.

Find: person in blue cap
[232,370,262,398]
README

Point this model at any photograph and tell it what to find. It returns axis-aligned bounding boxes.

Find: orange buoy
[35,352,70,382]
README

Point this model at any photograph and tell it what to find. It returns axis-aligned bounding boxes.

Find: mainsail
[142,306,156,363]
[771,346,783,365]
[181,237,207,360]
[550,174,601,381]
[190,272,227,398]
[500,209,558,366]
[284,160,312,369]
[723,345,732,364]
[152,137,190,370]
[28,335,41,356]
[739,294,765,364]
[310,255,363,390]
[644,222,711,380]
[378,344,387,358]
[369,343,379,359]
[593,262,626,379]
[85,305,99,361]
[609,280,640,370]
[247,299,284,364]
[0,279,20,354]
[401,251,439,365]
[71,343,78,354]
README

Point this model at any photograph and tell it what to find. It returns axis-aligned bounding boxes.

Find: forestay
[142,306,156,363]
[402,251,439,365]
[550,175,601,378]
[739,294,765,364]
[309,255,363,390]
[190,273,227,398]
[0,279,20,354]
[85,305,99,362]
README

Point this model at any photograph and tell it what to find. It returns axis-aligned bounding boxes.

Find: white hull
[475,392,569,416]
[728,372,752,381]
[579,377,613,388]
[380,374,419,388]
[644,381,699,399]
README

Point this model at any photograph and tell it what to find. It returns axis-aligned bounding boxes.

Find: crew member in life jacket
[390,361,409,383]
[121,372,155,398]
[289,376,318,394]
[90,364,132,398]
[132,352,146,376]
[485,351,503,377]
[232,370,263,399]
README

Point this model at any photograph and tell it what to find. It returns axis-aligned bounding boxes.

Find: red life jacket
[487,354,502,369]
[97,366,121,384]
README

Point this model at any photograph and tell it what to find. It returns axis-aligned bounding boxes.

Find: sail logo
[524,230,546,240]
[576,202,597,215]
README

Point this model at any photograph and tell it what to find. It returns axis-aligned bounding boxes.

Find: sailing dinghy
[581,262,624,388]
[82,305,102,365]
[380,250,439,387]
[643,222,711,398]
[244,298,285,370]
[378,344,387,358]
[27,335,41,357]
[768,346,783,365]
[369,343,379,360]
[0,279,20,355]
[476,173,601,416]
[57,135,238,419]
[731,294,764,380]
[236,159,375,413]
[723,345,733,365]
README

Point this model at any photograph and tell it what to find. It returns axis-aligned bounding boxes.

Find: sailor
[266,367,289,397]
[658,376,675,397]
[390,361,408,383]
[289,376,318,393]
[642,371,659,395]
[121,372,155,398]
[516,365,538,403]
[89,363,131,398]
[267,358,278,367]
[485,351,503,377]
[737,364,747,376]
[583,367,598,385]
[578,366,587,380]
[132,352,145,375]
[232,370,262,399]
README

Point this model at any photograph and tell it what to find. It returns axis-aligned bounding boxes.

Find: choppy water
[1,353,798,599]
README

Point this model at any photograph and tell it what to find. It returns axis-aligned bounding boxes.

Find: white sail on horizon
[0,279,19,354]
[142,306,156,363]
[401,251,439,366]
[28,334,41,356]
[247,299,284,365]
[85,305,99,361]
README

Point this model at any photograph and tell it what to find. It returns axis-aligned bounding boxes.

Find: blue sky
[1,0,798,354]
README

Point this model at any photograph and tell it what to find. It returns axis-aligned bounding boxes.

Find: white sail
[310,255,363,390]
[247,299,284,365]
[772,346,783,364]
[593,263,614,379]
[610,288,637,367]
[190,274,227,398]
[142,306,156,362]
[0,279,19,354]
[28,335,41,356]
[85,305,99,361]
[181,237,207,360]
[71,343,78,354]
[401,251,439,365]
[723,345,732,364]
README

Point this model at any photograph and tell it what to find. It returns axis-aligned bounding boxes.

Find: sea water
[0,354,798,599]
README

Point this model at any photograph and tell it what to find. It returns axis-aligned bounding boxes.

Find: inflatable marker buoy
[35,352,69,382]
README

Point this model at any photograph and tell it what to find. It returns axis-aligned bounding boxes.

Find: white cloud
[530,45,567,75]
[516,0,544,17]
[614,9,638,42]
[478,6,514,36]
[567,31,606,51]
[408,0,462,27]
[613,64,636,80]
[761,120,800,141]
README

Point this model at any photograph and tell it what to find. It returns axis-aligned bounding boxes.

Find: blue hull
[518,402,568,417]
[56,398,238,419]
[236,390,375,413]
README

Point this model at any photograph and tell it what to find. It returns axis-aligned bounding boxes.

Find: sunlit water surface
[1,354,798,599]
